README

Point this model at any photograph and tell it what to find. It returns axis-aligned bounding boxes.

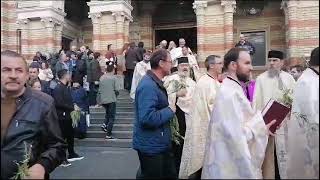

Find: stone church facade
[1,0,319,74]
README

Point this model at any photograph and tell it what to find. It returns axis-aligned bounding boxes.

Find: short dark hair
[33,56,40,62]
[129,42,136,48]
[223,47,248,70]
[65,51,73,58]
[87,50,94,56]
[150,49,169,69]
[57,69,68,80]
[205,55,221,70]
[107,44,112,51]
[29,62,41,69]
[94,52,101,59]
[138,42,144,48]
[106,61,115,72]
[309,47,319,67]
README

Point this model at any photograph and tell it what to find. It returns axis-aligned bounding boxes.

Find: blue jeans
[102,102,116,136]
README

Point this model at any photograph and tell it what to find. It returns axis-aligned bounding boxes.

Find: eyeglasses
[162,60,172,64]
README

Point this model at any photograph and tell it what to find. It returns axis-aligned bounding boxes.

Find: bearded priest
[163,56,196,174]
[252,50,296,179]
[202,48,276,179]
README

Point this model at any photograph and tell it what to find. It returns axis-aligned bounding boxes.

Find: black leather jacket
[1,88,67,179]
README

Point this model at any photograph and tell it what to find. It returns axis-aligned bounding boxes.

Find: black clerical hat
[177,57,189,64]
[268,50,284,59]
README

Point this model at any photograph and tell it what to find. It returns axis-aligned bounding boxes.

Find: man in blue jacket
[133,49,177,179]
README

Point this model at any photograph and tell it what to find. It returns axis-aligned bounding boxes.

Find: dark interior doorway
[62,37,72,51]
[155,27,197,53]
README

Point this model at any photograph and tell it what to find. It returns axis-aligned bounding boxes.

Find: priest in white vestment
[287,47,319,179]
[130,51,151,99]
[253,50,296,179]
[202,48,275,179]
[163,57,196,174]
[179,55,223,179]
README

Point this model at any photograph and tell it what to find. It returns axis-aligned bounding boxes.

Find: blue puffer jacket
[132,71,174,155]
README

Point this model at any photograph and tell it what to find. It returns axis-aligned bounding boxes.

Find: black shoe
[68,153,84,162]
[60,160,71,167]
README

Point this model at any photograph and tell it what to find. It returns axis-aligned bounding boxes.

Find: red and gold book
[261,99,291,133]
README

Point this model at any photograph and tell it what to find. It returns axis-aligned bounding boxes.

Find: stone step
[90,107,134,113]
[86,130,133,139]
[90,112,134,119]
[90,117,134,124]
[88,124,133,131]
[75,138,132,148]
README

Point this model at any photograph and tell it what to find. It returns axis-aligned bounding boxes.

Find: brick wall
[285,1,319,59]
[1,1,18,52]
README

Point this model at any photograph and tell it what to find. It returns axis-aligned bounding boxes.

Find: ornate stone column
[113,12,126,50]
[124,19,130,43]
[17,19,30,59]
[221,0,236,52]
[88,12,102,51]
[41,17,62,53]
[193,1,207,64]
[281,0,319,60]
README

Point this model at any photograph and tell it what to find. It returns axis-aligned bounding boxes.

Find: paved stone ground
[51,146,139,179]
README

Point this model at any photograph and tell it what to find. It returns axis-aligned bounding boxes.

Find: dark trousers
[172,105,186,173]
[89,82,98,106]
[188,168,202,179]
[275,144,281,179]
[136,150,177,179]
[59,115,75,156]
[102,102,116,136]
[124,69,134,91]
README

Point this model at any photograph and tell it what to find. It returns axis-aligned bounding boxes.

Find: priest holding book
[202,48,276,179]
[252,50,296,179]
[287,47,319,179]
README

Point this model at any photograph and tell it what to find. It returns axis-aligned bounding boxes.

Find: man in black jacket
[235,34,256,55]
[1,50,66,179]
[52,69,84,167]
[125,42,138,91]
[136,41,146,62]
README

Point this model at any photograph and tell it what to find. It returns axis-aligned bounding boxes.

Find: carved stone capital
[193,1,208,16]
[88,12,102,24]
[221,0,236,13]
[16,19,30,29]
[112,11,126,22]
[40,17,61,28]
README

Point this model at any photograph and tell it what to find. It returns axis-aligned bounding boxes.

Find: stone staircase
[75,90,134,148]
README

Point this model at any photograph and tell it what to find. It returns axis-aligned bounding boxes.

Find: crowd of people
[132,41,319,179]
[1,32,319,179]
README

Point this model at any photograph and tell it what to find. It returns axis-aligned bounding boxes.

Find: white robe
[287,68,319,179]
[130,61,151,99]
[252,71,296,179]
[202,77,268,179]
[163,73,196,117]
[179,74,221,179]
